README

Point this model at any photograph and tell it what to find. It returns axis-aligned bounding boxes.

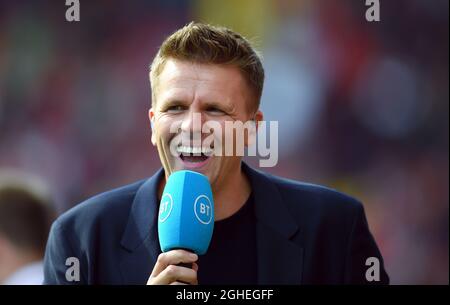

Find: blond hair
[150,22,264,112]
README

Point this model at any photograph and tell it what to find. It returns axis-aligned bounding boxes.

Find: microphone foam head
[158,170,214,255]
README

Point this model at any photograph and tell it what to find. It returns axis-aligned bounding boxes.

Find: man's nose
[181,110,203,135]
[180,110,205,145]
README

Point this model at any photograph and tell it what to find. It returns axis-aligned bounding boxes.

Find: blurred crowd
[0,0,448,284]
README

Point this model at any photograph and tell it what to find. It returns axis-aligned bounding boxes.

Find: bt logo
[194,195,213,225]
[158,193,173,223]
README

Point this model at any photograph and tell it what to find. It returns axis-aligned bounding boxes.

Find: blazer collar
[242,163,303,284]
[120,167,164,252]
[241,163,299,239]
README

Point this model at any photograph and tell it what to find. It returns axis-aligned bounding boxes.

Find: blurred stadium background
[0,0,448,284]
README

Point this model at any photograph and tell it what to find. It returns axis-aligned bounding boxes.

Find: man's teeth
[176,146,213,155]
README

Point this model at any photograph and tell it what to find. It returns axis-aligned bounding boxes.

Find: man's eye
[206,108,225,115]
[167,105,186,113]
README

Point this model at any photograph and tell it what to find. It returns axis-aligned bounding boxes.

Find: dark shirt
[197,192,257,284]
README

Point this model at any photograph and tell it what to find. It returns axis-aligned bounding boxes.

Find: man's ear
[246,110,263,147]
[148,108,156,146]
[254,110,263,131]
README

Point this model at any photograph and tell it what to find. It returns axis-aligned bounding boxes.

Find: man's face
[149,59,262,189]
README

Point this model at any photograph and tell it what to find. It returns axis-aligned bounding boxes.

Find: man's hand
[147,249,199,285]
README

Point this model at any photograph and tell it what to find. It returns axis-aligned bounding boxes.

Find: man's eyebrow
[158,98,188,109]
[203,100,234,112]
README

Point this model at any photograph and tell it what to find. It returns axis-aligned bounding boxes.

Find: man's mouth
[176,146,213,168]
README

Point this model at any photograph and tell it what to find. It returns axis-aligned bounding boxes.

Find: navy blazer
[43,163,389,284]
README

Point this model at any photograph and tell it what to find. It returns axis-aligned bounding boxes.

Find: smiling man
[149,57,261,222]
[43,22,389,285]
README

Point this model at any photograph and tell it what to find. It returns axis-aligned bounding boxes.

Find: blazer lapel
[118,168,164,284]
[243,163,304,284]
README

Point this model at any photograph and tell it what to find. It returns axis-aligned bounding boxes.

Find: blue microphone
[158,170,214,256]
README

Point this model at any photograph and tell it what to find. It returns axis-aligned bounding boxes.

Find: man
[44,22,389,284]
[0,171,53,285]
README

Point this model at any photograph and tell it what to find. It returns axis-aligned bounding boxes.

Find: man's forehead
[156,59,250,103]
[158,59,244,88]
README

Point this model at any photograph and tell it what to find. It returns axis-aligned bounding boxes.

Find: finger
[192,262,199,272]
[158,265,198,285]
[170,281,188,285]
[151,250,198,277]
